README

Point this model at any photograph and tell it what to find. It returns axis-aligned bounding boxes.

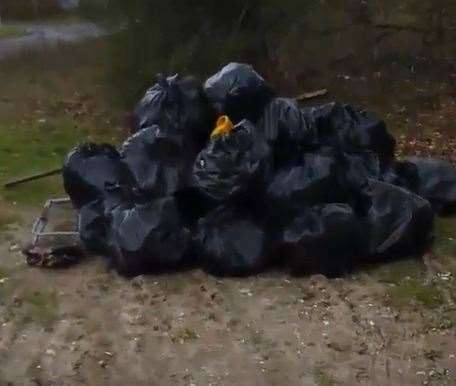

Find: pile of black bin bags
[63,63,456,276]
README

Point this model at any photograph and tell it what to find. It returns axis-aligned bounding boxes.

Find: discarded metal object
[24,245,85,268]
[31,198,79,245]
[4,168,62,189]
[24,197,84,268]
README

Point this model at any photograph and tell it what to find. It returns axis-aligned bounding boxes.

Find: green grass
[21,289,59,326]
[388,278,444,309]
[0,117,110,204]
[0,39,126,205]
[365,258,426,285]
[313,368,336,386]
[0,265,11,279]
[1,282,60,327]
[170,327,199,343]
[0,202,20,230]
[433,217,456,258]
[0,25,28,40]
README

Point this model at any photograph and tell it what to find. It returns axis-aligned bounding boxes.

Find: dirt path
[0,22,106,61]
[1,210,455,386]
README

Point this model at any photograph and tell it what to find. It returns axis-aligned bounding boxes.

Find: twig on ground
[4,168,62,188]
[296,88,328,101]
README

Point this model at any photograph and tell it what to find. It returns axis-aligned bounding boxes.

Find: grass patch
[0,25,27,40]
[0,117,109,204]
[313,368,336,386]
[20,288,59,326]
[0,265,11,279]
[433,217,456,258]
[0,202,20,230]
[0,39,126,205]
[365,258,426,285]
[170,327,199,343]
[0,274,60,327]
[388,278,444,309]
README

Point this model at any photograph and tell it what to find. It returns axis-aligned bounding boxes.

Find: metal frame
[31,197,80,247]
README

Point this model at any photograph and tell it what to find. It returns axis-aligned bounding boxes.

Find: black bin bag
[304,102,396,169]
[63,143,133,210]
[194,205,269,276]
[380,160,420,193]
[77,199,113,254]
[257,98,319,166]
[193,119,272,202]
[110,197,192,276]
[63,143,135,254]
[134,74,215,149]
[361,180,434,259]
[281,203,362,275]
[204,63,275,123]
[265,152,342,222]
[339,150,380,193]
[406,157,456,214]
[258,97,318,144]
[120,125,191,200]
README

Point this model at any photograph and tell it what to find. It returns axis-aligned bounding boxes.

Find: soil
[1,212,456,386]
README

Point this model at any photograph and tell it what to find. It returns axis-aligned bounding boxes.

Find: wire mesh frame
[31,197,80,247]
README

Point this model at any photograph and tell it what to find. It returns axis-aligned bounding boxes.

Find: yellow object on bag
[210,115,234,139]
